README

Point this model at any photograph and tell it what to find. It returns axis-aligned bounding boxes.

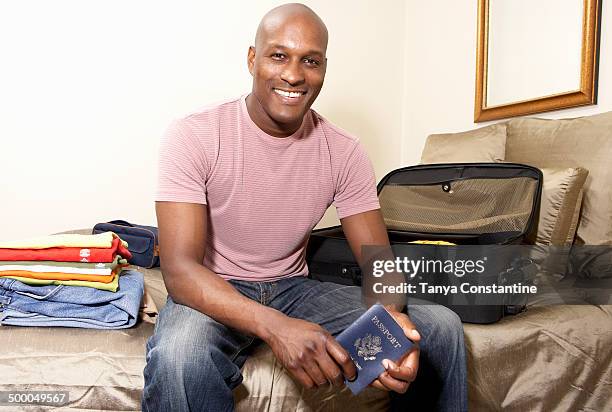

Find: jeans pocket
[15,284,64,300]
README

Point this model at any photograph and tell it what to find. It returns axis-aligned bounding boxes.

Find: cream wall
[0,0,407,241]
[2,1,610,242]
[402,0,611,165]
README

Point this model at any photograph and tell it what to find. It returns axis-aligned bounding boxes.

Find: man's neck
[245,94,303,138]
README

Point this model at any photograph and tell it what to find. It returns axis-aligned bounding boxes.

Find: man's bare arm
[340,209,404,310]
[156,201,356,388]
[341,209,421,393]
[156,201,277,338]
[340,209,390,263]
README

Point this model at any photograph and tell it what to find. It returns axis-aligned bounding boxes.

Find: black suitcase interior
[306,163,543,323]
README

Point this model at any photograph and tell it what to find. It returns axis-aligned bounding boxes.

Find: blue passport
[336,304,413,394]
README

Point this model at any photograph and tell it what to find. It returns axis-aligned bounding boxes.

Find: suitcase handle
[107,220,134,227]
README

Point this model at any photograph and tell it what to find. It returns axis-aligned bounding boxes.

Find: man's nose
[280,59,305,86]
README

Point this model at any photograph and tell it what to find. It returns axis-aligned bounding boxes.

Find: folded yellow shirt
[0,232,128,249]
[0,265,113,276]
[5,272,120,292]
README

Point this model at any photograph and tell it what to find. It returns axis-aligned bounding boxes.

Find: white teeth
[274,89,303,98]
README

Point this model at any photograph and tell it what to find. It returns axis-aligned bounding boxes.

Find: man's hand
[263,313,357,389]
[370,309,421,393]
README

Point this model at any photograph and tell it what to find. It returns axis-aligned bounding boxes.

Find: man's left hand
[370,309,421,393]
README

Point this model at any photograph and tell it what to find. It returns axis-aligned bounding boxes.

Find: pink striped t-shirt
[156,95,380,281]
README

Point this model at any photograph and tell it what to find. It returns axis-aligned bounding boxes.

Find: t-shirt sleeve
[333,142,381,219]
[155,120,209,205]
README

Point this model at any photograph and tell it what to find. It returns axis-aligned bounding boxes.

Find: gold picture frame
[474,0,601,122]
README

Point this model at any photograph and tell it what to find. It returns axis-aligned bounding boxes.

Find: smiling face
[246,6,328,137]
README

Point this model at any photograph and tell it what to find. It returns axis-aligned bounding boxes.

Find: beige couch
[1,112,612,411]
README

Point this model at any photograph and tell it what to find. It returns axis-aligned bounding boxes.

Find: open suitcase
[306,163,543,323]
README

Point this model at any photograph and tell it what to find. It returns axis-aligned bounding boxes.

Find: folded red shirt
[0,237,132,263]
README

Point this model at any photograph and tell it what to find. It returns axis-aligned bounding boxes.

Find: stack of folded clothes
[0,232,144,329]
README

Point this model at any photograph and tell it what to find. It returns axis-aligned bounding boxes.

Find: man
[143,3,467,411]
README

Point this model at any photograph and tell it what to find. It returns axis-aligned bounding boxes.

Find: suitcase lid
[376,163,543,243]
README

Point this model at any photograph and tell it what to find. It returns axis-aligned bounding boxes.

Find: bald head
[254,3,328,52]
[246,3,328,137]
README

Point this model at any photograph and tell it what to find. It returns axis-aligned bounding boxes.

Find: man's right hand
[262,313,357,389]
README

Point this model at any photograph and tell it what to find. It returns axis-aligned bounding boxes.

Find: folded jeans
[0,269,143,329]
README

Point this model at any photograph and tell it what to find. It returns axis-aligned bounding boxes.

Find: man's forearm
[162,260,282,340]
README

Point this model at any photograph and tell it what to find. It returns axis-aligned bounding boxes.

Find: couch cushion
[0,310,154,410]
[420,123,506,164]
[465,304,612,412]
[536,167,588,246]
[505,112,612,245]
[0,264,388,411]
[236,345,388,412]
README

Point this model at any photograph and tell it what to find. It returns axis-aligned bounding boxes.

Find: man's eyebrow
[304,51,325,58]
[266,44,325,57]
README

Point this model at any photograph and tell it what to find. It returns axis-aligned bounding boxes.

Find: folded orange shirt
[0,267,124,284]
[0,237,132,263]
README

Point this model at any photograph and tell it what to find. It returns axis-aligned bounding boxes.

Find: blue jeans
[142,276,467,411]
[0,269,143,329]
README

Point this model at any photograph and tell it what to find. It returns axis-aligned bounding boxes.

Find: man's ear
[247,46,256,76]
